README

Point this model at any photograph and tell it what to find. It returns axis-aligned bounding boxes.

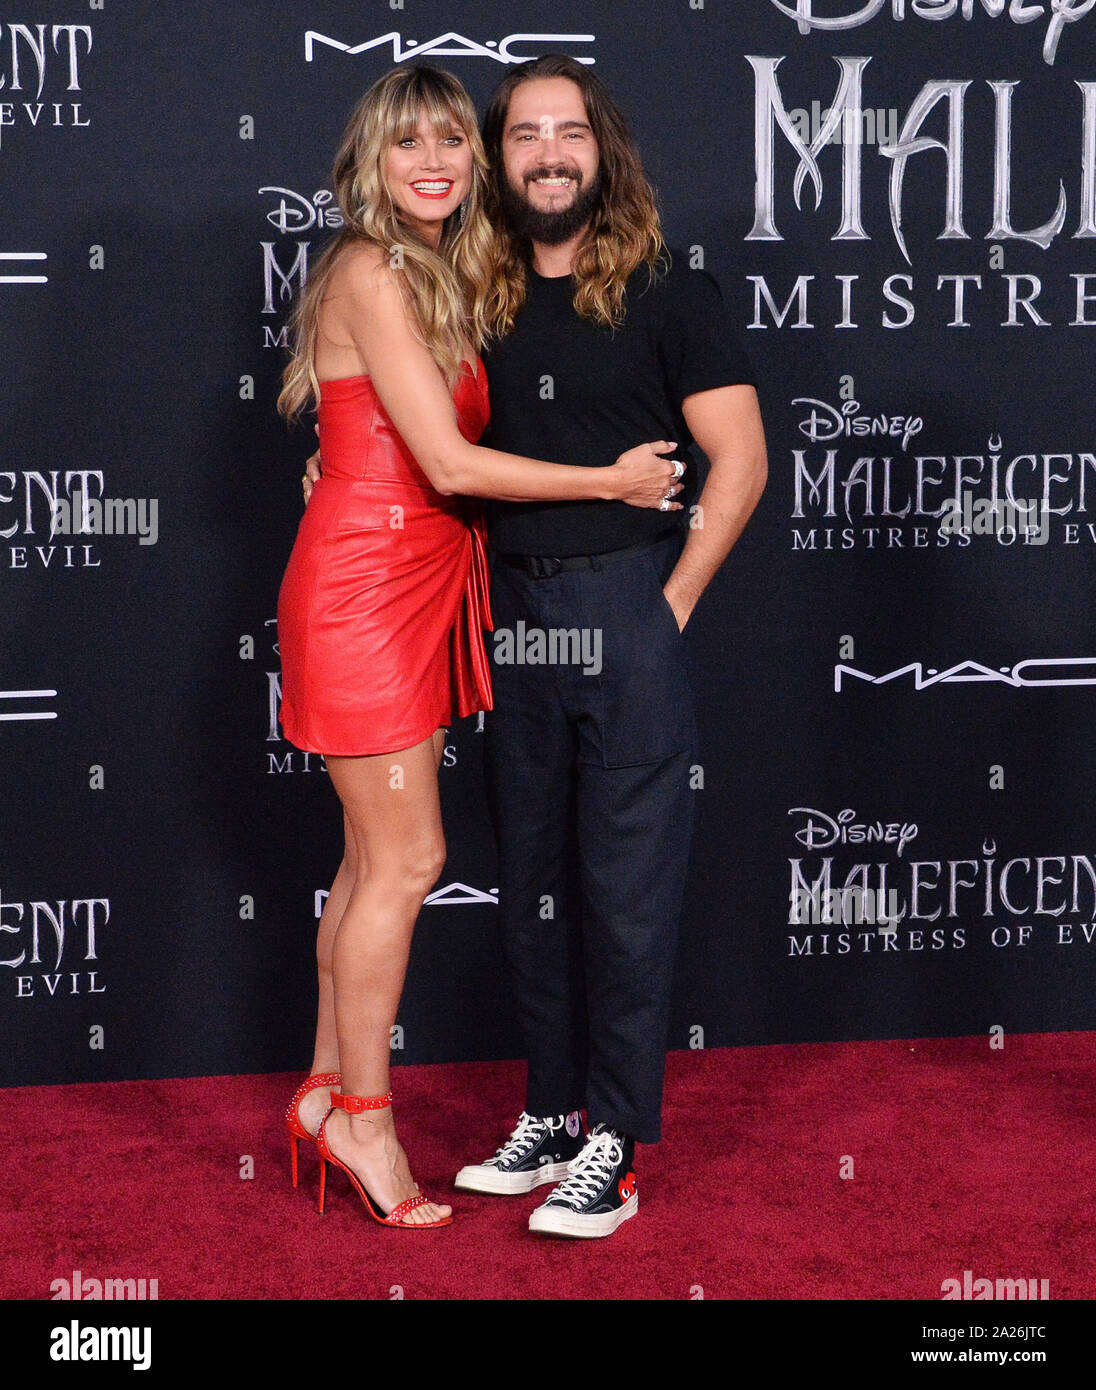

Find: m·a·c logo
[0,686,57,720]
[313,884,498,917]
[304,31,595,65]
[0,250,46,285]
[835,656,1096,691]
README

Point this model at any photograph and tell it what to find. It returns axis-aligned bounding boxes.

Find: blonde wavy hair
[481,53,668,339]
[278,66,494,424]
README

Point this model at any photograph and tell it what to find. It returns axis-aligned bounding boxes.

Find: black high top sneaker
[528,1124,638,1238]
[454,1110,585,1194]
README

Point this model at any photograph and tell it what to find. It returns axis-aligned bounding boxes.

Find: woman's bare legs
[296,809,358,1136]
[297,729,447,1139]
[317,727,451,1225]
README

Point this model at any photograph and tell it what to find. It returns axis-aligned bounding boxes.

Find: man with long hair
[452,55,768,1236]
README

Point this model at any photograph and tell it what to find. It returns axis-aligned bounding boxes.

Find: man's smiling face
[498,76,602,246]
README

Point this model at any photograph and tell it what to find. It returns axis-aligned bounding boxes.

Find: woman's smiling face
[385,108,473,246]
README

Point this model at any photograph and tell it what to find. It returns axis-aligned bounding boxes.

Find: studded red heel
[315,1090,453,1229]
[285,1072,341,1189]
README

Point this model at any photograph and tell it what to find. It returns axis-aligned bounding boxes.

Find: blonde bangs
[389,81,469,144]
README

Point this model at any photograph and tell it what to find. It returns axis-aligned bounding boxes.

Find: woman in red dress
[276,67,683,1229]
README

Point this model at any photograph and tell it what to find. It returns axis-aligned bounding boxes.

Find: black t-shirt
[480,249,756,556]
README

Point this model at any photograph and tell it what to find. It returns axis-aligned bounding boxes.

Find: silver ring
[671,460,685,480]
[658,498,670,511]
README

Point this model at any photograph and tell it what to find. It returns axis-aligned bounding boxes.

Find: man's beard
[497,164,603,247]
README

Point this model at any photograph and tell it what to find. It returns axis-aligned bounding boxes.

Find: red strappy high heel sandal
[285,1072,341,1189]
[315,1090,453,1229]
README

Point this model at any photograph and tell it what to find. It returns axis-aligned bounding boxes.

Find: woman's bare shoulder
[326,238,400,300]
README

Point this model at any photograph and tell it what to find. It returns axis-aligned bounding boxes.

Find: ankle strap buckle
[330,1090,392,1114]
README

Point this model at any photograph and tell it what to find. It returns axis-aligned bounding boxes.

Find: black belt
[494,530,678,580]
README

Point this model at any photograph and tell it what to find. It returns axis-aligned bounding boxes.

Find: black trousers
[482,528,698,1144]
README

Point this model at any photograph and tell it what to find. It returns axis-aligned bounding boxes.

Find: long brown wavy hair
[481,54,667,339]
[278,66,495,424]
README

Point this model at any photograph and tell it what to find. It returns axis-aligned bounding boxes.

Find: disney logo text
[788,805,919,856]
[794,397,923,453]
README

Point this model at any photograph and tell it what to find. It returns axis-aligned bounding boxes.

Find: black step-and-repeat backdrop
[4,2,1095,1086]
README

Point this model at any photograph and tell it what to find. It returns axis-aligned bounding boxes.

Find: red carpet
[5,1033,1093,1300]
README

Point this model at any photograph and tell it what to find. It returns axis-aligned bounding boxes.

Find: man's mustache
[525,166,584,186]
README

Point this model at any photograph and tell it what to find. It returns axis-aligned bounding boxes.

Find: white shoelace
[548,1130,623,1208]
[488,1111,558,1167]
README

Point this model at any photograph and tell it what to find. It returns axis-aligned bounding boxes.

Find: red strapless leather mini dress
[276,360,493,755]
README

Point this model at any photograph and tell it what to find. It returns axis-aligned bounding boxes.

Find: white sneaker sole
[528,1192,639,1238]
[453,1160,574,1195]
